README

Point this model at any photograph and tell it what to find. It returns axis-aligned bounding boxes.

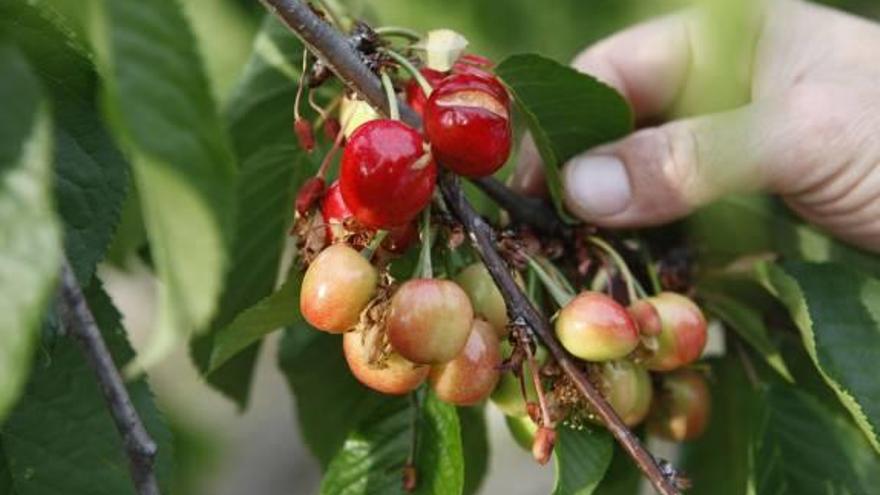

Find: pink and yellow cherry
[555,292,640,362]
[455,263,508,337]
[629,292,707,371]
[386,279,474,364]
[343,331,429,395]
[299,244,377,333]
[490,340,548,417]
[430,319,502,405]
[339,119,436,229]
[424,73,512,177]
[596,360,653,427]
[648,370,711,442]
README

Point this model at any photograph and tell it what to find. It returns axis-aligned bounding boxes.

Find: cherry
[455,263,508,337]
[506,414,538,451]
[491,340,548,417]
[321,180,417,253]
[299,244,377,333]
[629,292,707,371]
[555,292,640,361]
[340,120,436,229]
[596,360,653,427]
[430,319,502,405]
[424,73,512,177]
[343,331,429,395]
[386,279,474,364]
[648,370,711,442]
[404,68,446,117]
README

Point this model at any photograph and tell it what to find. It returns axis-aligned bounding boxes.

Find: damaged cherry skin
[300,244,378,333]
[424,73,512,177]
[555,292,640,362]
[386,279,474,364]
[430,319,502,405]
[630,292,708,371]
[343,331,429,395]
[648,370,711,442]
[340,119,436,229]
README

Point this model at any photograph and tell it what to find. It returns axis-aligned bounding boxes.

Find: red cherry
[386,279,474,364]
[555,292,640,361]
[340,120,436,229]
[404,68,446,117]
[630,292,707,371]
[343,331,429,395]
[299,244,377,333]
[648,370,711,442]
[321,180,417,253]
[424,73,512,177]
[429,319,502,405]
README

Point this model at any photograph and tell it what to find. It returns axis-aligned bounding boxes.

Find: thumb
[562,102,776,227]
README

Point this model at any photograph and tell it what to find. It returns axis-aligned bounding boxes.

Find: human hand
[511,0,880,253]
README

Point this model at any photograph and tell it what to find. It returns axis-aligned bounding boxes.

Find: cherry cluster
[290,25,712,467]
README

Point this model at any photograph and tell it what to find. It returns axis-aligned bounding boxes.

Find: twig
[57,258,159,495]
[260,1,679,493]
[470,177,570,239]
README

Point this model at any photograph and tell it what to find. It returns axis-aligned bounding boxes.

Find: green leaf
[0,280,174,494]
[689,194,880,277]
[192,15,313,406]
[207,267,303,373]
[703,293,792,381]
[278,328,386,468]
[87,0,237,370]
[681,357,758,495]
[0,44,60,423]
[752,385,880,495]
[495,53,633,220]
[592,444,641,495]
[458,406,489,495]
[0,2,129,283]
[757,261,880,453]
[321,392,463,495]
[552,425,613,495]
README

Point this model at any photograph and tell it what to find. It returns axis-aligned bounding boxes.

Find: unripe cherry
[299,244,377,333]
[555,292,640,361]
[506,414,538,451]
[490,340,548,417]
[386,279,474,364]
[424,73,512,177]
[429,319,502,405]
[343,331,429,395]
[596,360,653,427]
[648,370,711,442]
[404,68,446,117]
[630,292,707,371]
[340,120,436,229]
[455,263,508,337]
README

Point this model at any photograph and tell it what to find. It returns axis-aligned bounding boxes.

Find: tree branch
[470,177,570,239]
[260,1,679,493]
[58,258,159,495]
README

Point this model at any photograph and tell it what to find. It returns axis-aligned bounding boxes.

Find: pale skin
[511,0,880,253]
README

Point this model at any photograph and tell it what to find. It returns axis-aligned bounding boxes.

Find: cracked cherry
[321,180,417,253]
[648,370,711,442]
[386,279,474,364]
[299,244,377,333]
[340,120,436,229]
[343,331,429,395]
[555,292,639,361]
[424,73,512,177]
[596,360,653,427]
[405,68,446,117]
[629,292,707,371]
[430,319,502,405]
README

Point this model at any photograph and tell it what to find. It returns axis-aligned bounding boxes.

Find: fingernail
[563,155,631,218]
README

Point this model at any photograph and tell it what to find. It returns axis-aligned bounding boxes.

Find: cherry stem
[380,71,400,120]
[315,119,346,179]
[526,255,574,307]
[415,206,433,279]
[375,26,423,41]
[523,335,553,428]
[362,230,388,260]
[587,236,646,303]
[294,49,309,121]
[383,48,433,97]
[638,239,662,294]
